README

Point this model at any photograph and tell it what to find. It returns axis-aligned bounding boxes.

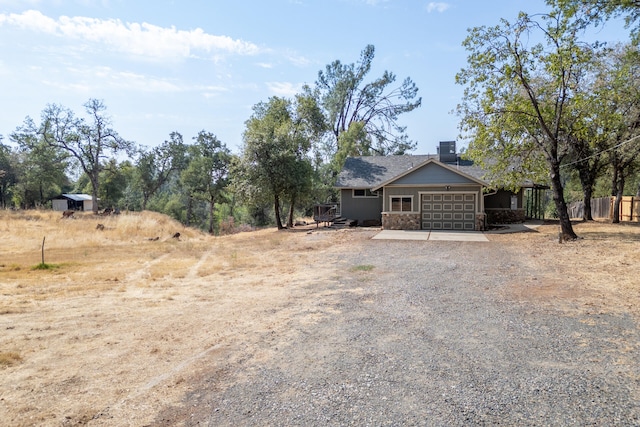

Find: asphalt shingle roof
[335,155,487,188]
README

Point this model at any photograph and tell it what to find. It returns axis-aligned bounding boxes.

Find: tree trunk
[90,175,100,213]
[287,193,296,228]
[612,191,622,224]
[549,162,578,240]
[576,161,595,221]
[274,194,284,229]
[185,195,193,227]
[612,173,625,224]
[582,185,593,221]
[208,198,215,234]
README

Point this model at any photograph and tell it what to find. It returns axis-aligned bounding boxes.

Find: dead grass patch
[0,351,22,367]
[493,220,640,316]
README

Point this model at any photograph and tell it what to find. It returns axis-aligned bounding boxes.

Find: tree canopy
[456,10,601,239]
[13,99,132,213]
[237,96,321,229]
[310,44,421,167]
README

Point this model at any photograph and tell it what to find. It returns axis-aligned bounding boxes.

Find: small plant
[0,351,22,367]
[351,264,375,272]
[32,263,61,271]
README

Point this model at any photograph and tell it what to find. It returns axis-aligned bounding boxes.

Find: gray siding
[340,189,383,222]
[383,185,483,212]
[392,163,479,186]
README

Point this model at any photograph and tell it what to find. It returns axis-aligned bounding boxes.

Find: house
[51,194,97,212]
[335,141,535,231]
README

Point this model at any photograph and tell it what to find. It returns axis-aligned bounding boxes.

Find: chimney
[438,141,456,163]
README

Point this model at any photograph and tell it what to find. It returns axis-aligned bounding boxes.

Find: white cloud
[0,10,261,60]
[426,2,450,13]
[363,0,390,5]
[38,65,183,93]
[266,82,303,97]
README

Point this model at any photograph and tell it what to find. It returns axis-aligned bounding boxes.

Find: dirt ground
[1,211,639,426]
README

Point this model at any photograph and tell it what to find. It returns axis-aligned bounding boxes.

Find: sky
[0,0,632,155]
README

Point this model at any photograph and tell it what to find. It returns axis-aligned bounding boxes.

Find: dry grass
[0,209,342,425]
[490,219,640,317]
[1,210,639,426]
[0,351,22,367]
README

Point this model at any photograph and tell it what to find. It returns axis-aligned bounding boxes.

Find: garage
[421,193,476,230]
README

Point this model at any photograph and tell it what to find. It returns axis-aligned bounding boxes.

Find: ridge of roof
[335,155,486,188]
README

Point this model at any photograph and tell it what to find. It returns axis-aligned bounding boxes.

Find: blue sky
[0,0,631,154]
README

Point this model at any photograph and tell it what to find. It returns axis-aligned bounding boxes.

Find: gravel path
[155,232,640,426]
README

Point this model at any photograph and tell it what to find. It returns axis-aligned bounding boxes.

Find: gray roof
[335,155,488,188]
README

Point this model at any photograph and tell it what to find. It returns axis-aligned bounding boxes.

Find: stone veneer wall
[476,213,486,231]
[486,209,525,224]
[381,213,421,230]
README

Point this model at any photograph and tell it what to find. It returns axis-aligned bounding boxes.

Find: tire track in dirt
[185,250,211,280]
[124,253,172,283]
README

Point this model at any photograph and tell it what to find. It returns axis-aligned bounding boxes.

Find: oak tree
[456,11,598,239]
[17,99,132,213]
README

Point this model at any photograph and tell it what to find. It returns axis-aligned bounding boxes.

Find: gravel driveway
[156,231,640,426]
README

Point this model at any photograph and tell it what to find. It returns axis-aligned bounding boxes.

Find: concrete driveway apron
[372,229,489,242]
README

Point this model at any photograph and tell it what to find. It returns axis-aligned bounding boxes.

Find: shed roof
[335,155,488,189]
[60,193,94,201]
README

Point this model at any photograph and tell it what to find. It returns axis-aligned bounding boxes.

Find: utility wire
[560,133,640,168]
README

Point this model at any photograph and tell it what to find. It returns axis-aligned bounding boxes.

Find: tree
[0,137,18,208]
[456,11,600,240]
[10,123,71,208]
[549,0,640,41]
[180,131,231,234]
[23,99,133,213]
[98,159,136,209]
[595,45,640,222]
[238,96,319,229]
[310,45,421,165]
[136,132,187,210]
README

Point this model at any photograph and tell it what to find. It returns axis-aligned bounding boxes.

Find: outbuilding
[51,194,97,212]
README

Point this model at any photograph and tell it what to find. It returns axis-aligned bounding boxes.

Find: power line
[561,133,640,168]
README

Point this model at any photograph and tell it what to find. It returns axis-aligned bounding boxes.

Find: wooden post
[41,236,46,265]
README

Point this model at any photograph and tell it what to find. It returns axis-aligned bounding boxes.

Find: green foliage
[99,159,135,208]
[9,122,71,208]
[180,130,231,233]
[0,139,19,208]
[14,99,133,213]
[548,0,640,42]
[135,131,187,210]
[32,262,61,270]
[456,9,597,238]
[236,96,320,229]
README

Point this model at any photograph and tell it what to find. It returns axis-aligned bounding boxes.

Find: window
[353,189,378,198]
[391,196,413,212]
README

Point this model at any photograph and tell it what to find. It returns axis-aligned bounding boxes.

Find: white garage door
[421,193,476,230]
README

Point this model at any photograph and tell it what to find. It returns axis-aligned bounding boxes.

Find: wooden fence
[568,196,640,222]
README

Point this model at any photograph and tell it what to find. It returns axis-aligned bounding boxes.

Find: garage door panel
[422,193,476,231]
